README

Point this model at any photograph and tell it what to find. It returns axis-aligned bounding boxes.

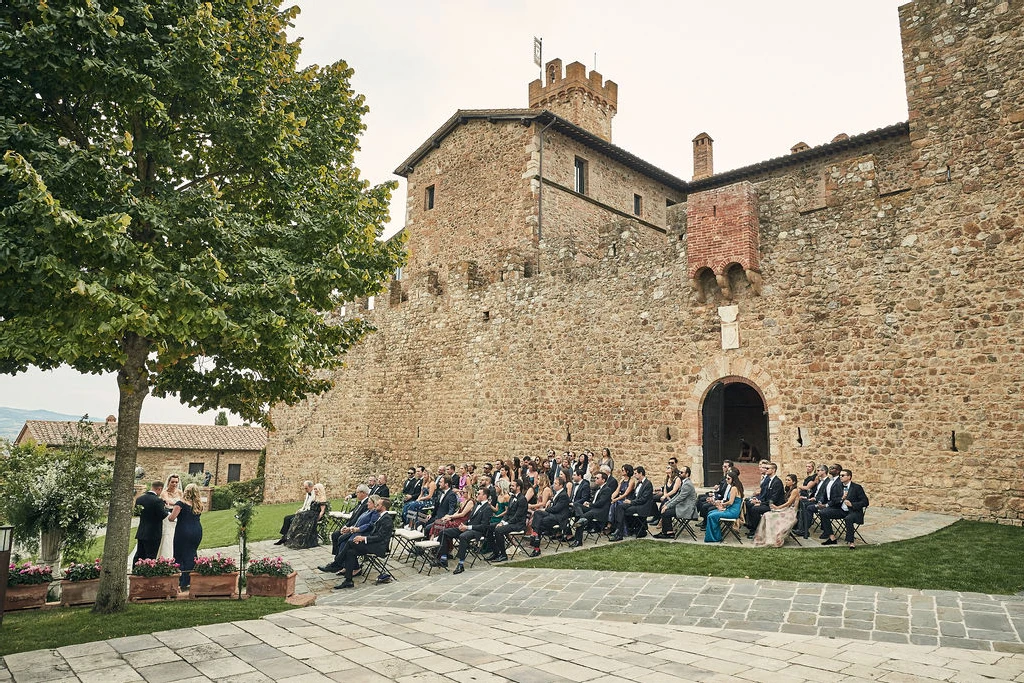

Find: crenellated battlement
[529,58,618,141]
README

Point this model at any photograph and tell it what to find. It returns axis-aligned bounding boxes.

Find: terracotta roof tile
[17,420,267,451]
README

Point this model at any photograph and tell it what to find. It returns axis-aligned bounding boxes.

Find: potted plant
[5,561,53,611]
[188,553,239,599]
[129,557,180,600]
[245,557,296,597]
[60,558,102,606]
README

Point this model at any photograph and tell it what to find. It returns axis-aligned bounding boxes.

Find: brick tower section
[529,58,618,142]
[685,182,760,281]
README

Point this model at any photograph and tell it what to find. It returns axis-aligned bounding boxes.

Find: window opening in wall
[424,184,435,210]
[227,464,241,482]
[665,426,672,441]
[796,427,803,447]
[574,157,588,194]
[188,462,205,475]
[483,311,490,322]
[951,430,958,452]
[712,205,717,217]
[523,262,534,278]
[666,198,677,208]
[633,194,642,217]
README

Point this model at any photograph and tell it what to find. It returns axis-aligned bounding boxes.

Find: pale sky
[0,0,909,425]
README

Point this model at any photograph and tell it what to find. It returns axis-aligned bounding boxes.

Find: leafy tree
[214,411,228,426]
[0,1,404,612]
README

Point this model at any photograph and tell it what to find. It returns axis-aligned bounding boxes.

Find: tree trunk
[93,333,151,613]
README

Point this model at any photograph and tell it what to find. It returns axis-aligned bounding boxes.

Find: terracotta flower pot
[246,571,296,598]
[4,583,49,611]
[60,578,100,607]
[129,574,180,601]
[189,572,239,599]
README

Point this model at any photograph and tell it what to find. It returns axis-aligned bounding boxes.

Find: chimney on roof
[791,141,810,154]
[106,415,117,423]
[528,58,618,142]
[692,132,714,180]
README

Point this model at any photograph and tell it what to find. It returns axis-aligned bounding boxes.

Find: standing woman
[599,448,614,474]
[158,473,183,560]
[168,483,204,591]
[704,471,743,543]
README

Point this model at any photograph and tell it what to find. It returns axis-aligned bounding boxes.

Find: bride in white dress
[158,474,182,560]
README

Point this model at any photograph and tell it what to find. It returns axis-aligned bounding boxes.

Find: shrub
[132,557,180,577]
[210,477,264,510]
[193,553,237,576]
[63,560,101,582]
[248,557,293,578]
[8,561,54,586]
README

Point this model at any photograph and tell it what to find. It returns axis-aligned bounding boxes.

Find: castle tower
[529,58,618,142]
[692,132,714,180]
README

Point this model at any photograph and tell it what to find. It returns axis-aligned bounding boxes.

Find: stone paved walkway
[6,506,1024,682]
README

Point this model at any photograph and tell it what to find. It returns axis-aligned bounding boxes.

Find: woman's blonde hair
[313,483,327,502]
[183,483,204,514]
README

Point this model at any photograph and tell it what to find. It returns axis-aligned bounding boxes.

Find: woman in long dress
[168,483,204,591]
[754,474,800,547]
[158,474,182,560]
[705,471,744,543]
[284,483,328,549]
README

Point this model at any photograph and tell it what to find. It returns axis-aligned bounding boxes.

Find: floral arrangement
[192,553,238,576]
[132,557,180,577]
[7,561,54,586]
[63,559,102,582]
[247,556,293,578]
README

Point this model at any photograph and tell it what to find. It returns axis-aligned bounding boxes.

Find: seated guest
[439,487,494,572]
[820,469,869,548]
[746,462,785,538]
[797,461,820,500]
[798,463,841,539]
[704,470,743,543]
[488,479,528,562]
[344,485,371,527]
[403,468,437,528]
[569,470,613,547]
[274,480,314,545]
[795,464,829,538]
[610,466,653,541]
[320,494,382,571]
[654,466,696,538]
[697,460,733,530]
[608,464,635,533]
[528,475,571,556]
[334,498,394,590]
[754,474,800,547]
[284,483,328,549]
[564,469,591,540]
[655,464,682,511]
[424,475,461,539]
[351,475,377,498]
[402,467,422,504]
[372,474,390,500]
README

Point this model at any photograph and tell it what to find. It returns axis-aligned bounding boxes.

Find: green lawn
[83,497,356,559]
[0,597,298,657]
[517,520,1024,595]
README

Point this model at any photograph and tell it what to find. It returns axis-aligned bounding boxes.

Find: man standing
[334,499,394,589]
[610,466,653,541]
[274,480,314,545]
[134,481,168,564]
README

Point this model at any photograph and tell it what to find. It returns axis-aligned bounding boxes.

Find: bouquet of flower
[63,559,102,582]
[8,561,54,586]
[132,557,180,577]
[192,553,238,576]
[247,556,293,577]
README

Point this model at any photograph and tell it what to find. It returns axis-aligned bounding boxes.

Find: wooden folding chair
[719,504,746,543]
[672,515,699,541]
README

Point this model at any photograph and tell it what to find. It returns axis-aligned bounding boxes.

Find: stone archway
[683,355,784,487]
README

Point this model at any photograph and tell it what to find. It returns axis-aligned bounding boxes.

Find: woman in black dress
[168,483,204,591]
[285,483,328,549]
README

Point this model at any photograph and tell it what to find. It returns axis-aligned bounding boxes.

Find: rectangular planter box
[189,572,239,599]
[246,571,296,598]
[129,574,180,601]
[60,579,100,607]
[3,583,49,611]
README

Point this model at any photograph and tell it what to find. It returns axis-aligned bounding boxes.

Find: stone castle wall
[265,0,1024,521]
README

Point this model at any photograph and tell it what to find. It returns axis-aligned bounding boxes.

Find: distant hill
[0,407,97,441]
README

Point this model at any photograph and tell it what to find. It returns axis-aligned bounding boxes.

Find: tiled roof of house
[16,420,267,451]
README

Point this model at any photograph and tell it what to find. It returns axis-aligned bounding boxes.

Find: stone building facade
[265,0,1023,523]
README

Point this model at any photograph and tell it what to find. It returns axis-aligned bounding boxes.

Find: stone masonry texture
[265,0,1023,524]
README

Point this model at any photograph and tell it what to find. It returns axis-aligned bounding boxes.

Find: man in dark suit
[569,470,613,547]
[698,460,733,530]
[529,475,571,556]
[334,498,394,589]
[488,479,528,562]
[820,469,869,548]
[795,464,829,538]
[134,481,168,564]
[799,463,842,539]
[565,470,591,539]
[441,488,494,573]
[318,495,382,572]
[745,462,786,537]
[371,474,390,500]
[611,466,654,541]
[424,475,458,538]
